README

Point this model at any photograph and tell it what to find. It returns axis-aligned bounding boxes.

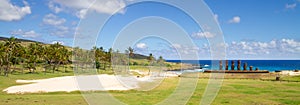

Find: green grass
[130,65,150,71]
[0,93,86,105]
[281,75,300,82]
[112,78,178,104]
[0,72,300,105]
[210,79,300,105]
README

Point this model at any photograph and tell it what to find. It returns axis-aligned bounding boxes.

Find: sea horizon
[166,60,300,71]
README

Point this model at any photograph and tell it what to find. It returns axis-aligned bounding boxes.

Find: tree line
[0,37,166,76]
[0,37,71,76]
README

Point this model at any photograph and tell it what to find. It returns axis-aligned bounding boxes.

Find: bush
[133,62,138,65]
[166,64,172,67]
[144,63,149,66]
[95,61,101,69]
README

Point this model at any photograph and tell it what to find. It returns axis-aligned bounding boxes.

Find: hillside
[0,36,46,47]
[0,36,44,43]
[131,53,148,59]
[0,36,170,64]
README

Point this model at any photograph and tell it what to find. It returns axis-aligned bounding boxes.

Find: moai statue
[249,66,253,71]
[225,60,229,70]
[231,60,235,70]
[243,63,247,71]
[255,67,259,71]
[219,60,223,70]
[237,60,241,71]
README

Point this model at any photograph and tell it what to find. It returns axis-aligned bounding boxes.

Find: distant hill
[0,36,44,44]
[0,36,151,59]
[131,53,149,59]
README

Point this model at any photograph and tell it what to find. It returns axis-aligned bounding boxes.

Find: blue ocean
[166,60,300,72]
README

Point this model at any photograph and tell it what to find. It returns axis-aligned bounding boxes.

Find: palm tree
[2,45,10,76]
[148,53,154,63]
[25,43,42,73]
[0,42,4,75]
[3,37,21,76]
[72,46,82,73]
[128,47,134,58]
[17,45,26,74]
[93,47,100,70]
[126,47,134,67]
[98,47,106,70]
[54,43,67,73]
[60,47,71,72]
[157,56,165,65]
[42,45,50,73]
[43,42,66,73]
[147,53,155,75]
[157,56,165,75]
[107,48,113,69]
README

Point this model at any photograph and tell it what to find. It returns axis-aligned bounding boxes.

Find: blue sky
[0,0,299,60]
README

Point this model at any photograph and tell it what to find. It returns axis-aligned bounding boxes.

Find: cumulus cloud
[49,0,126,18]
[229,41,266,55]
[48,1,63,13]
[76,9,88,19]
[51,41,64,45]
[227,39,300,56]
[286,3,297,9]
[10,29,39,38]
[43,14,66,26]
[214,14,219,23]
[170,44,200,55]
[278,39,300,53]
[214,14,218,20]
[172,44,182,49]
[136,43,147,49]
[228,16,240,23]
[42,14,72,37]
[191,31,215,39]
[0,0,31,21]
[49,26,70,37]
[143,38,300,59]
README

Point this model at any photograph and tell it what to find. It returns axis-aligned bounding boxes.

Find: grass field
[1,72,300,105]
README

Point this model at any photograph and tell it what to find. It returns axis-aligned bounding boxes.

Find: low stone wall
[197,73,277,79]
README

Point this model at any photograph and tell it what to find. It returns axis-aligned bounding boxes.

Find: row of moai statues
[219,60,259,71]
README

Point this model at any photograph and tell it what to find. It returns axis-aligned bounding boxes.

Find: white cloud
[51,41,64,45]
[10,29,39,38]
[146,39,300,60]
[42,14,72,37]
[48,1,63,13]
[278,39,300,53]
[0,0,31,21]
[214,14,218,20]
[214,14,219,22]
[43,14,66,26]
[49,0,126,18]
[286,3,297,9]
[49,26,70,37]
[172,44,182,49]
[136,43,147,49]
[229,41,273,55]
[171,44,201,55]
[76,9,88,19]
[191,31,215,39]
[227,39,300,56]
[228,16,240,23]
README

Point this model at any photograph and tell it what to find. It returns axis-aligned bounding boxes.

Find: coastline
[165,60,300,72]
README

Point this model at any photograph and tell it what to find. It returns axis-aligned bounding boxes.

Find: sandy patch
[280,71,300,76]
[130,70,179,77]
[3,74,157,94]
